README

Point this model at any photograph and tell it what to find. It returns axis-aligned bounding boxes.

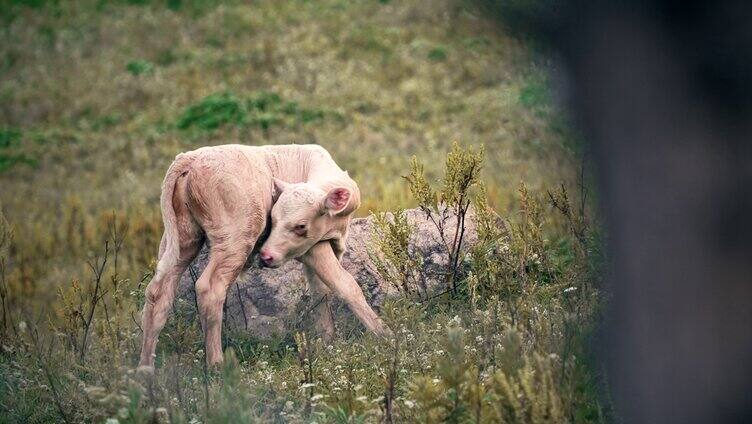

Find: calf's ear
[322,187,351,216]
[272,178,290,202]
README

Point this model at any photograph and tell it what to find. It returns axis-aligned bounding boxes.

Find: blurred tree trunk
[483,1,752,422]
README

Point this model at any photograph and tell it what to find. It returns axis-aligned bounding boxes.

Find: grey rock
[177,208,477,338]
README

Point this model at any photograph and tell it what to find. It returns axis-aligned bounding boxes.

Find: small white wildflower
[475,335,484,343]
[432,378,440,384]
[564,286,578,293]
[404,400,415,409]
[154,407,168,422]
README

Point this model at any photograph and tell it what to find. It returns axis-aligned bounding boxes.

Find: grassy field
[0,0,604,422]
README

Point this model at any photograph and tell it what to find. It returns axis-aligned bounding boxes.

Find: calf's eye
[293,224,307,237]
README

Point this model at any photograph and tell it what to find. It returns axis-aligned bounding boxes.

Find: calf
[138,144,389,369]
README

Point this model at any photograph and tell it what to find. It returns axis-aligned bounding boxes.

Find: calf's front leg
[304,266,336,341]
[299,242,391,337]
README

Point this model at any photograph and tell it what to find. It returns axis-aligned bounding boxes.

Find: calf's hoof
[136,365,155,376]
[374,323,394,339]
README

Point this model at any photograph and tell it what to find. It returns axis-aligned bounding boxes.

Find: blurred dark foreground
[483,0,752,422]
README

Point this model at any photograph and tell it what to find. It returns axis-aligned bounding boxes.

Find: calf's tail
[155,154,189,277]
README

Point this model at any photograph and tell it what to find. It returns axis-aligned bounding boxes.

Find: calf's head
[259,179,352,268]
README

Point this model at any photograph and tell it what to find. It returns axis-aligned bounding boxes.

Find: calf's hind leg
[194,239,253,366]
[139,218,202,369]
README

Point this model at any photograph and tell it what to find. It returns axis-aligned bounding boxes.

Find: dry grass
[1,0,574,292]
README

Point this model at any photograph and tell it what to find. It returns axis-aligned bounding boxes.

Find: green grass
[427,46,448,61]
[177,91,247,130]
[176,91,328,131]
[519,78,550,110]
[0,127,37,171]
[0,127,21,149]
[125,59,155,76]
